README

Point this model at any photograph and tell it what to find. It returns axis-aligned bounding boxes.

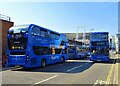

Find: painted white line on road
[31,75,58,85]
[94,79,109,86]
[67,65,82,72]
[94,80,99,85]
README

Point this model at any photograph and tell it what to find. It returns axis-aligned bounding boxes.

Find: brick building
[0,14,14,56]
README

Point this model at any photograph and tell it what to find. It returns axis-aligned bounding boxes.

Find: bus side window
[50,32,60,40]
[31,26,40,36]
[61,41,65,46]
[40,29,49,38]
[33,46,51,55]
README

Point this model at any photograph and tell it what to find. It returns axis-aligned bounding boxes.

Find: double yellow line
[106,57,117,84]
[106,63,115,84]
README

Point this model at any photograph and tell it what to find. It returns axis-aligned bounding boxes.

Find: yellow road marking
[106,58,116,84]
[106,64,114,84]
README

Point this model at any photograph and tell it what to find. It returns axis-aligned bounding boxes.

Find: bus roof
[9,24,61,35]
[31,24,61,35]
[91,32,109,34]
[9,24,30,30]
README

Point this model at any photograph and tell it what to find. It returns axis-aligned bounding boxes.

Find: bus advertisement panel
[7,24,68,68]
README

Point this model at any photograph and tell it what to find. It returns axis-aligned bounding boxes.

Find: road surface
[1,55,119,86]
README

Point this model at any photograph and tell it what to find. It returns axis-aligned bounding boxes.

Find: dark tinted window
[10,52,25,55]
[91,34,108,40]
[33,46,65,55]
[50,32,60,40]
[62,48,67,54]
[68,46,75,53]
[92,42,106,46]
[32,26,40,36]
[60,41,65,46]
[91,47,109,56]
[8,38,27,50]
[62,35,67,42]
[33,46,51,55]
[55,49,62,54]
[40,29,48,38]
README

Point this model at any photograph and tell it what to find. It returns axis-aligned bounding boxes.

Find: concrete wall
[1,19,14,55]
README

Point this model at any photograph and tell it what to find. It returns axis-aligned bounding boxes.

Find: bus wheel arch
[41,58,47,68]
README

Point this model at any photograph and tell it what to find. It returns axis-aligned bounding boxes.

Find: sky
[0,2,118,36]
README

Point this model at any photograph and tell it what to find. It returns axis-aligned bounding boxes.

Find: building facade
[0,14,14,56]
[115,34,120,54]
[109,36,116,50]
[63,33,90,45]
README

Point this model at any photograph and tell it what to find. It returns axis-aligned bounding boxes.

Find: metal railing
[0,14,11,21]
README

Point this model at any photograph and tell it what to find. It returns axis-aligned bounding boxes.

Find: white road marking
[67,65,82,72]
[94,80,110,86]
[31,75,58,86]
[94,80,99,85]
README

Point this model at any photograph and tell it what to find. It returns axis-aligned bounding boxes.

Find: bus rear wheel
[41,59,46,68]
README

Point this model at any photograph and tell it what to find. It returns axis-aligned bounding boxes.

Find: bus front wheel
[41,59,46,68]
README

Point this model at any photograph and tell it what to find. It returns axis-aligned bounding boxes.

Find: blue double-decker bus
[89,32,110,62]
[68,40,87,59]
[7,24,68,68]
